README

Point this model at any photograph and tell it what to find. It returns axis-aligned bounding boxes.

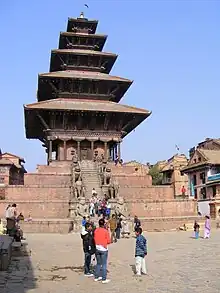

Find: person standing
[6,203,17,236]
[193,221,200,239]
[108,214,117,243]
[204,215,211,239]
[81,222,96,277]
[135,227,147,276]
[94,218,111,284]
[115,217,122,239]
[134,215,141,231]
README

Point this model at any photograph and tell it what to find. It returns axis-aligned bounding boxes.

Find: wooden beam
[37,112,50,129]
[48,81,58,93]
[104,113,110,130]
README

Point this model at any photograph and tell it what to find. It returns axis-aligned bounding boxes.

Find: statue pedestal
[209,195,220,219]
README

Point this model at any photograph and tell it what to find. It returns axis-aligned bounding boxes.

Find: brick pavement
[0,231,220,293]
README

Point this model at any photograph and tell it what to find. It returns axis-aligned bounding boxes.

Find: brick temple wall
[0,163,196,224]
[126,199,196,218]
[119,186,174,200]
[0,185,70,219]
[24,173,70,186]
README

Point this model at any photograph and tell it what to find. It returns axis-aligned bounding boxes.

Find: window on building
[212,186,216,197]
[198,157,201,162]
[194,159,196,163]
[194,189,197,199]
[200,172,206,184]
[193,174,197,185]
[201,187,206,199]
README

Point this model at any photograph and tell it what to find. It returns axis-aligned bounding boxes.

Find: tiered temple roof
[24,13,151,162]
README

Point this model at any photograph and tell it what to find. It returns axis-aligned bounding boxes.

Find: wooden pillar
[118,141,121,160]
[48,140,52,162]
[107,146,110,161]
[114,144,117,158]
[91,141,94,159]
[77,141,81,161]
[104,142,107,161]
[63,140,67,161]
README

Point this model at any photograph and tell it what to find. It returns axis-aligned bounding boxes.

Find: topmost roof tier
[67,14,98,34]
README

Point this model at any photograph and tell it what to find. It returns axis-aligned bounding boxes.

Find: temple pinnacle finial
[79,12,84,19]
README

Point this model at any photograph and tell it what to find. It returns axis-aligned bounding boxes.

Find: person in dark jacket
[115,217,122,239]
[81,222,96,276]
[135,227,147,276]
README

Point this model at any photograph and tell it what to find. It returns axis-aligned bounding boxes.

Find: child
[82,216,87,227]
[135,227,147,276]
[194,221,200,239]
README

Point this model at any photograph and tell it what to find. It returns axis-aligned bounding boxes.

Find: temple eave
[60,32,107,38]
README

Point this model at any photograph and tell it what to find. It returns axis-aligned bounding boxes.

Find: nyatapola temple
[0,13,197,232]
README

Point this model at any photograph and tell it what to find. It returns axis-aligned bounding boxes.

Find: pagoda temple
[24,13,151,164]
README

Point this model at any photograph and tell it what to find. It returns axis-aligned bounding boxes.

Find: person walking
[135,227,147,276]
[204,215,211,239]
[81,222,96,277]
[94,218,111,284]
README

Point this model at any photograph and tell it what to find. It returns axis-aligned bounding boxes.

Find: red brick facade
[0,163,196,228]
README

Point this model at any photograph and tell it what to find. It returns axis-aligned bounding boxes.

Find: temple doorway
[80,140,92,160]
[81,148,90,160]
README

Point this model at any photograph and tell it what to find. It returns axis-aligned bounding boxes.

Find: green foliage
[149,165,163,185]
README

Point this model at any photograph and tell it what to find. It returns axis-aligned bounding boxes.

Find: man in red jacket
[94,218,111,284]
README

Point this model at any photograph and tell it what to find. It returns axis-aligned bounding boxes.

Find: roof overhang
[24,99,151,139]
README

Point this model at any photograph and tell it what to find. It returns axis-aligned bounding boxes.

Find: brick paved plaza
[0,231,219,293]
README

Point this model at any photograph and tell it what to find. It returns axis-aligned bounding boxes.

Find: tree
[148,164,163,185]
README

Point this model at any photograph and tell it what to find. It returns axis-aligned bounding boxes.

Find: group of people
[193,215,211,239]
[89,190,112,219]
[81,214,147,283]
[0,204,27,242]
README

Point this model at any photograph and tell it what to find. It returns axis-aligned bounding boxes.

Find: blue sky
[0,0,220,171]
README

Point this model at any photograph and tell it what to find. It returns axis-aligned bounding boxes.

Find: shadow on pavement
[0,240,37,293]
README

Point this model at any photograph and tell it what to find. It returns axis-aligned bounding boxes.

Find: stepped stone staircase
[80,160,103,199]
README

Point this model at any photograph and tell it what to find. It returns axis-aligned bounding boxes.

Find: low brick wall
[120,186,174,200]
[0,200,69,219]
[19,219,73,233]
[5,216,203,233]
[140,216,200,231]
[126,199,196,217]
[5,186,70,201]
[115,175,152,187]
[24,174,70,186]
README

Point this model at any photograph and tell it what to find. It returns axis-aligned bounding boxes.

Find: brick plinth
[139,216,200,231]
[126,199,196,217]
[0,200,69,218]
[19,219,73,233]
[0,216,202,233]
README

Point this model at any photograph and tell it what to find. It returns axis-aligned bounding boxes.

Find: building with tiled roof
[159,154,188,197]
[182,138,220,203]
[0,152,26,188]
